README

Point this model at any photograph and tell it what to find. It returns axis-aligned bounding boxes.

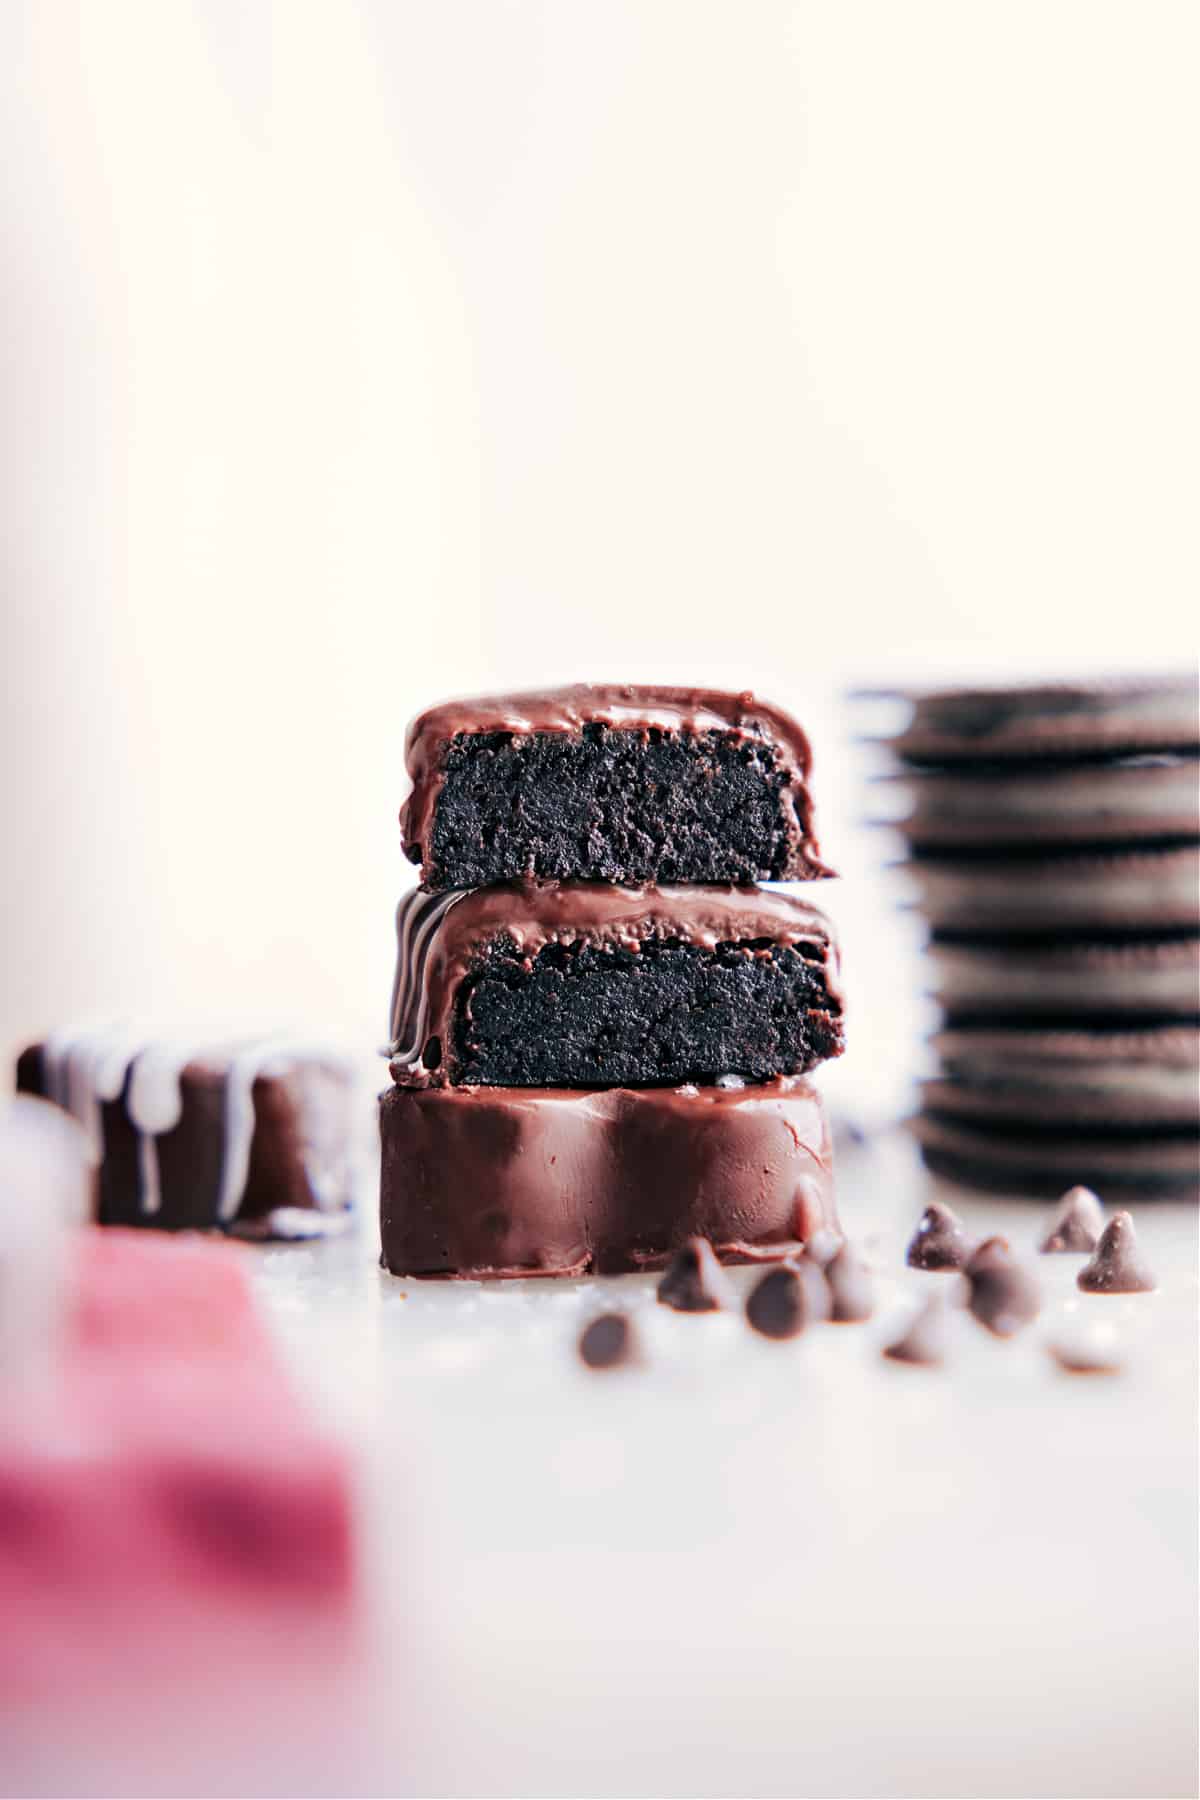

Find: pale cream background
[2,0,1197,1079]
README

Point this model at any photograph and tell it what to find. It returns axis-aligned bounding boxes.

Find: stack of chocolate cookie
[380,685,847,1277]
[864,675,1200,1199]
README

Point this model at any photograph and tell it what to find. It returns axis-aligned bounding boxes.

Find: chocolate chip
[965,1237,1040,1337]
[1047,1336,1123,1376]
[579,1313,635,1368]
[805,1227,843,1267]
[826,1244,875,1323]
[906,1201,974,1271]
[1077,1212,1157,1295]
[883,1296,948,1366]
[1039,1185,1104,1255]
[657,1237,735,1313]
[746,1258,831,1340]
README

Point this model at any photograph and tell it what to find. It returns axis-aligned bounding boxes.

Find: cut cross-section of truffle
[399,684,833,890]
[389,881,843,1089]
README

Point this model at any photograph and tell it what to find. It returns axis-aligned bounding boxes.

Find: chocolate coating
[389,880,843,1088]
[399,684,833,889]
[379,1077,837,1279]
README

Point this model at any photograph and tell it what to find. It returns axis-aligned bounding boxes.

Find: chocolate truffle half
[399,684,833,890]
[389,881,844,1089]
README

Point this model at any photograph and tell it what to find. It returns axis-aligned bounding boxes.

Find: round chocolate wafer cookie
[911,1111,1200,1200]
[905,845,1200,936]
[857,674,1199,766]
[921,1064,1199,1130]
[873,754,1199,849]
[933,1021,1200,1078]
[927,935,1200,1019]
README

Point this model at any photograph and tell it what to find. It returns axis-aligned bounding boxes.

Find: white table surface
[245,1126,1199,1800]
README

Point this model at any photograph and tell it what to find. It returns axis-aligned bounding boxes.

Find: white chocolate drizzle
[37,1024,348,1224]
[388,890,466,1062]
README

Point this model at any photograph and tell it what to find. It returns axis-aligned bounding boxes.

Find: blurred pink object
[0,1227,356,1705]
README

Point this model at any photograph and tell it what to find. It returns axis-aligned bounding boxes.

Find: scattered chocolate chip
[965,1237,1040,1337]
[746,1259,831,1340]
[883,1296,948,1366]
[906,1201,974,1271]
[1077,1212,1157,1295]
[1039,1185,1104,1255]
[805,1227,843,1267]
[657,1237,735,1313]
[1047,1336,1124,1376]
[826,1244,875,1323]
[579,1313,635,1368]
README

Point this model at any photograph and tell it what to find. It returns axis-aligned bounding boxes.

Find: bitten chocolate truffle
[18,1029,358,1237]
[379,1076,837,1279]
[400,685,833,890]
[389,881,843,1089]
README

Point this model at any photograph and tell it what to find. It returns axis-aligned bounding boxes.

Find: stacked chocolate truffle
[381,686,846,1277]
[864,675,1200,1199]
